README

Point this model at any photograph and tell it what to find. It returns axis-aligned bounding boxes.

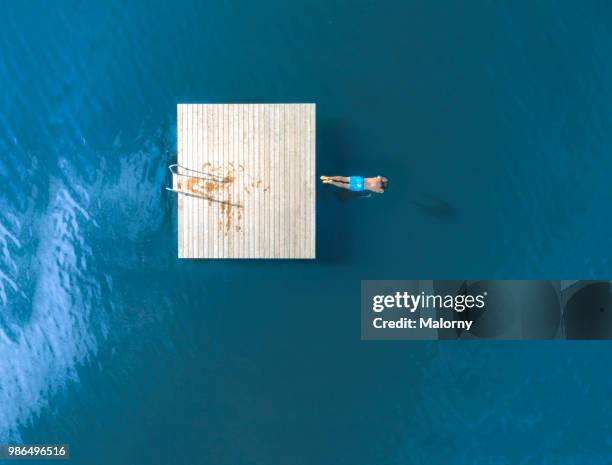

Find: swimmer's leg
[320,175,349,182]
[325,180,350,190]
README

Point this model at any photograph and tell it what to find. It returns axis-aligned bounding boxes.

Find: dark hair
[380,177,388,190]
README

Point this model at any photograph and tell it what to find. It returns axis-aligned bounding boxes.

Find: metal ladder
[165,164,241,207]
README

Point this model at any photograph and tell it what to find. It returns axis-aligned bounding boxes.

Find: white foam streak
[0,180,100,441]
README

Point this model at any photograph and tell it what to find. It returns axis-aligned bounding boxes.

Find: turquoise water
[2,1,612,463]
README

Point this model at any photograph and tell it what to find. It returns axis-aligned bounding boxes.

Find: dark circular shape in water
[564,282,612,339]
[455,281,516,338]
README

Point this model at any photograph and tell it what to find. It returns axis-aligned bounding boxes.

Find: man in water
[320,175,388,193]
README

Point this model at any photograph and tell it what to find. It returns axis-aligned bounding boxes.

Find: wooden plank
[310,104,316,255]
[175,103,315,259]
[176,104,183,258]
[196,104,204,258]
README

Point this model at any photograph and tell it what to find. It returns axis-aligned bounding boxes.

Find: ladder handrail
[168,163,228,182]
[165,186,243,208]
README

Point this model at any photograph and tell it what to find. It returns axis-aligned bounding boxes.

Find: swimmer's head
[379,176,388,191]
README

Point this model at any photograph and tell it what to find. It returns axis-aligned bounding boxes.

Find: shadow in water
[316,119,355,264]
[411,193,458,221]
[318,189,372,204]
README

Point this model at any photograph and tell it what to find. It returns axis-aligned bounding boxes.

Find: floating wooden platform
[174,104,316,259]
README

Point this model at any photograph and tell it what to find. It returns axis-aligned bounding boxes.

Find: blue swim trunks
[349,176,365,192]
